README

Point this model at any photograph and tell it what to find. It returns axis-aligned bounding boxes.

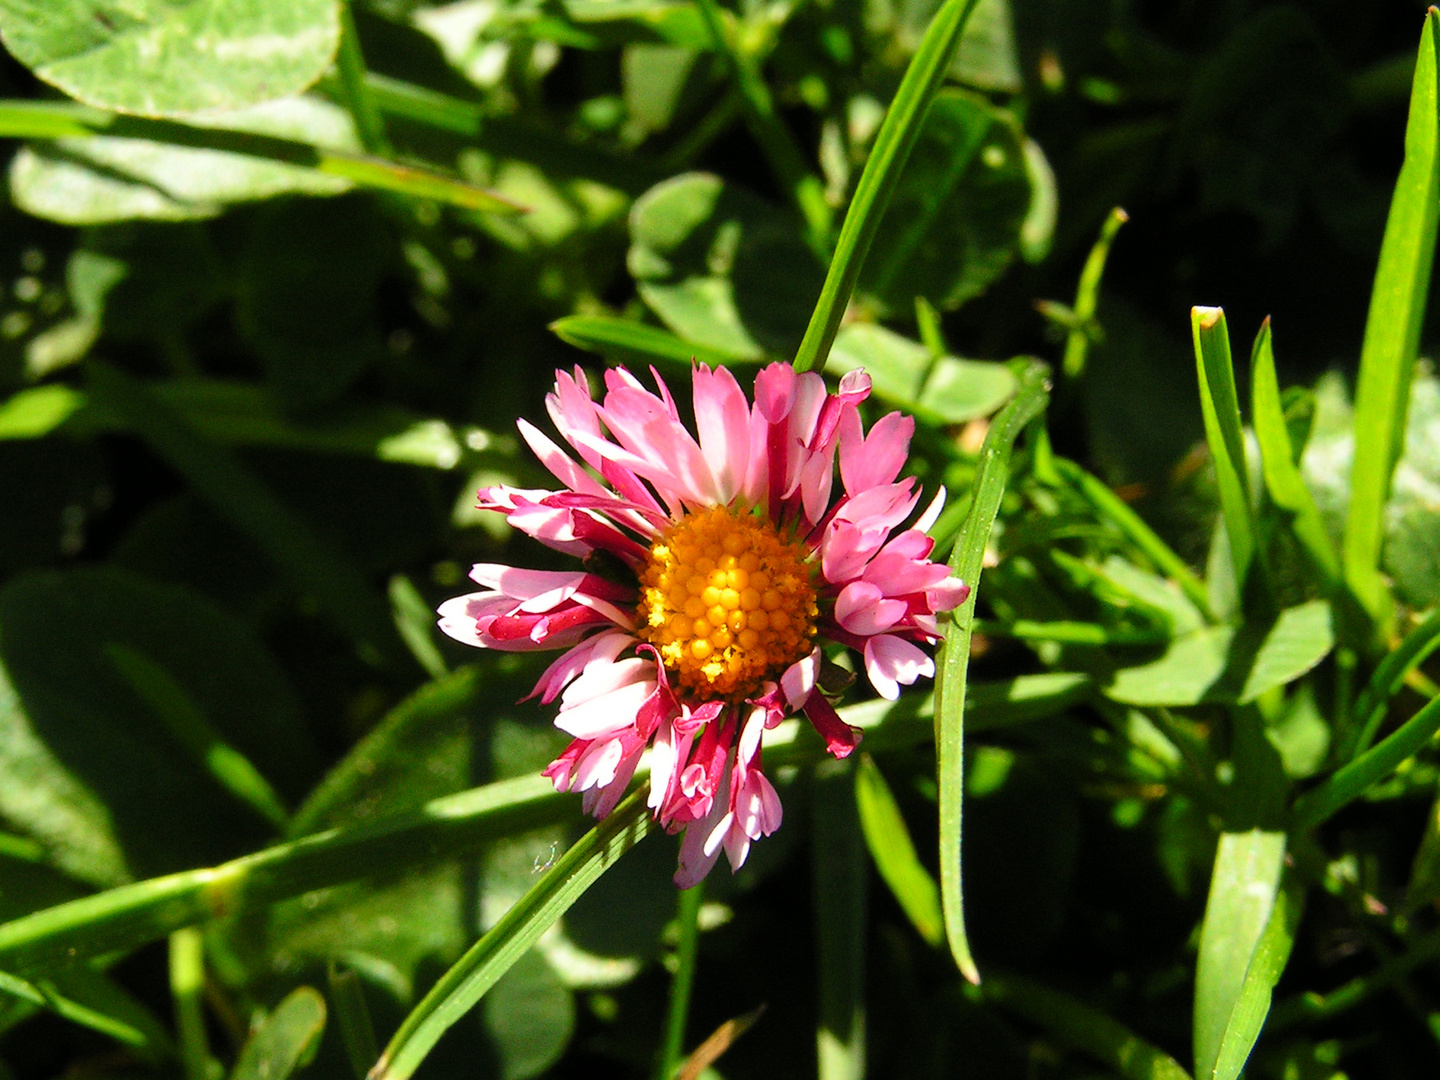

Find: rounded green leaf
[0,0,341,118]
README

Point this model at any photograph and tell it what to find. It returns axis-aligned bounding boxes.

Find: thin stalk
[169,928,212,1080]
[1062,207,1128,380]
[656,882,706,1080]
[336,2,392,156]
[973,618,1165,647]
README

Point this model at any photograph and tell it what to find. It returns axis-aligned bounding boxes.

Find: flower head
[439,363,968,887]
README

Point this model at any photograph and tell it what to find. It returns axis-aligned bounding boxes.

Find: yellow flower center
[636,505,818,701]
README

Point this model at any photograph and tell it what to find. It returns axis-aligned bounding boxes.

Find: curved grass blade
[935,360,1051,983]
[1343,7,1440,631]
[0,101,522,214]
[0,965,173,1054]
[1191,307,1266,610]
[328,963,381,1080]
[370,793,653,1080]
[854,755,942,947]
[1249,319,1338,587]
[1292,691,1440,830]
[0,673,1073,975]
[335,3,391,157]
[170,928,213,1080]
[1193,829,1286,1080]
[1208,873,1304,1080]
[983,974,1193,1080]
[1340,605,1440,761]
[792,0,984,375]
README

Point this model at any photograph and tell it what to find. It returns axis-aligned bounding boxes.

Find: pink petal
[863,634,935,701]
[835,581,906,636]
[840,411,913,496]
[781,647,821,710]
[803,693,862,758]
[693,364,751,504]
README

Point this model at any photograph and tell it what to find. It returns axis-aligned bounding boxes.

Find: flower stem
[657,881,706,1080]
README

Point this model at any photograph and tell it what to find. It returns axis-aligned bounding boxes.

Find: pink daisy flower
[438,362,969,887]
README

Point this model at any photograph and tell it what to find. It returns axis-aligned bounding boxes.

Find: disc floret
[636,504,817,701]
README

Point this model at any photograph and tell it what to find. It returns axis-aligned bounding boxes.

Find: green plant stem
[1339,606,1440,761]
[169,928,211,1080]
[1269,925,1440,1030]
[1292,692,1440,830]
[1062,207,1127,380]
[691,0,828,244]
[336,2,392,156]
[656,882,705,1080]
[792,0,983,375]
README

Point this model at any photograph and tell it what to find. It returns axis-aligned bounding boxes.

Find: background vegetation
[0,1,1439,1079]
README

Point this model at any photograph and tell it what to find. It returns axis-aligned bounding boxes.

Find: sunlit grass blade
[1061,207,1128,380]
[328,963,381,1080]
[0,101,523,214]
[1049,458,1212,620]
[813,761,867,1080]
[972,618,1167,647]
[170,928,212,1080]
[1291,691,1440,830]
[231,987,327,1080]
[1340,606,1440,761]
[935,360,1051,983]
[550,315,749,370]
[1249,319,1339,588]
[1208,873,1304,1080]
[86,362,408,671]
[655,881,704,1080]
[370,794,653,1080]
[388,575,450,681]
[854,755,942,947]
[792,0,984,375]
[982,974,1193,1080]
[1344,7,1440,632]
[106,644,290,830]
[0,674,1071,976]
[1191,306,1266,610]
[1193,829,1286,1080]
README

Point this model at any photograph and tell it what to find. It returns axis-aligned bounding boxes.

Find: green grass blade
[388,575,450,681]
[0,675,1071,976]
[0,385,86,439]
[1209,873,1304,1080]
[1343,7,1440,630]
[813,760,867,1080]
[169,928,212,1080]
[935,360,1051,983]
[1292,691,1440,830]
[1190,307,1265,608]
[0,101,521,214]
[0,965,170,1052]
[1193,829,1286,1080]
[655,881,704,1080]
[1050,458,1212,619]
[791,0,983,375]
[370,794,653,1080]
[328,963,381,1080]
[1249,319,1339,586]
[86,362,408,671]
[106,644,290,830]
[1340,605,1440,761]
[854,754,942,947]
[550,315,749,370]
[335,3,391,157]
[983,974,1193,1080]
[230,987,327,1080]
[1062,207,1128,380]
[1269,924,1440,1030]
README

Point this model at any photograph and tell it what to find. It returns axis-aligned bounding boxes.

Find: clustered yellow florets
[636,505,818,701]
